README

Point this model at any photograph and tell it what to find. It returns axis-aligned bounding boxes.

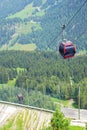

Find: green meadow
[8,3,45,20]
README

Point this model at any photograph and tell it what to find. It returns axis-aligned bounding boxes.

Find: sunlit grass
[8,43,37,51]
[42,0,47,4]
[69,126,85,130]
[0,118,15,130]
[8,2,45,20]
[16,22,42,35]
[35,10,45,17]
[0,67,26,88]
[7,78,16,87]
[8,3,35,19]
[16,67,25,74]
[0,79,16,88]
[51,97,74,108]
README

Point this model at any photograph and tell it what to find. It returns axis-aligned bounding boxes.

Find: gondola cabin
[18,93,23,101]
[59,41,76,59]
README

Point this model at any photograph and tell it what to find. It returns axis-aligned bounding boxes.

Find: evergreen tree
[43,108,70,130]
[51,109,70,130]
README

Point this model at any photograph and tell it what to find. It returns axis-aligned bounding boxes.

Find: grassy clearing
[0,35,18,50]
[16,67,25,74]
[42,0,47,4]
[0,68,25,88]
[16,22,42,35]
[0,25,39,51]
[8,2,45,19]
[69,126,85,130]
[0,78,16,88]
[35,10,45,17]
[8,43,37,51]
[8,2,45,20]
[8,34,18,46]
[77,50,87,55]
[51,97,73,107]
[8,3,35,20]
[6,78,16,87]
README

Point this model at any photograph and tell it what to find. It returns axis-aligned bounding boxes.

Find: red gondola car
[59,41,76,59]
[18,93,23,101]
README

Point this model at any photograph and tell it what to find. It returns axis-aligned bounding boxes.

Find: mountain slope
[0,0,86,51]
[0,0,32,18]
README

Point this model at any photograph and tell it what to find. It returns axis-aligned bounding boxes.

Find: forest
[0,1,86,130]
[0,0,86,51]
[0,50,87,109]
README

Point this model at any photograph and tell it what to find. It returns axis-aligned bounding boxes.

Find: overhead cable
[48,0,87,49]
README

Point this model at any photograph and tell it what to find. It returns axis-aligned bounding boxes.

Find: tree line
[0,51,87,109]
[0,0,86,51]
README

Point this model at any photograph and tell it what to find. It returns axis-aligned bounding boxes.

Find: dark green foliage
[33,0,42,7]
[0,0,32,18]
[51,109,70,130]
[43,108,70,130]
[0,66,17,83]
[0,18,22,46]
[0,51,87,108]
[27,90,55,110]
[86,123,87,130]
[0,0,86,50]
[27,0,87,50]
[75,78,87,109]
[0,86,55,110]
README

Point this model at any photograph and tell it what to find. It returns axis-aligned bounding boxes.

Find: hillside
[0,0,86,51]
[0,1,87,129]
[0,51,87,110]
[0,0,33,18]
